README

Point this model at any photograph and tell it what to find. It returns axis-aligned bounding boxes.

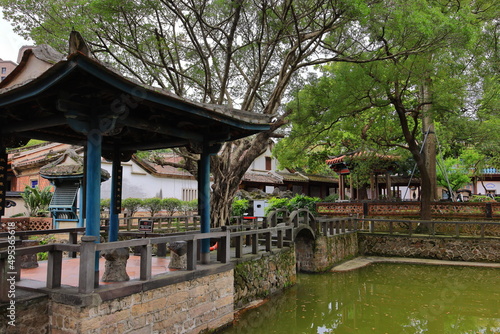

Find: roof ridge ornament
[69,31,91,57]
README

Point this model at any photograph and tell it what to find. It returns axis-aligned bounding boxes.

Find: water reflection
[221,264,500,334]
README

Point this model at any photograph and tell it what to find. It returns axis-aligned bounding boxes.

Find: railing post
[480,224,485,238]
[265,231,272,252]
[186,239,197,270]
[79,236,97,294]
[140,243,152,281]
[277,229,283,248]
[235,235,243,258]
[369,221,374,233]
[252,233,258,254]
[69,231,78,258]
[47,249,63,288]
[219,230,230,263]
[455,223,460,238]
[157,242,167,257]
[0,258,9,302]
[14,254,21,282]
[408,222,413,236]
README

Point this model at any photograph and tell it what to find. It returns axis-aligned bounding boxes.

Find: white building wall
[248,146,275,172]
[100,160,198,200]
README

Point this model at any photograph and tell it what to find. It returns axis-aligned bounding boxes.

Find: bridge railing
[263,209,359,237]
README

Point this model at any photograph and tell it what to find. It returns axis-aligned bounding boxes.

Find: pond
[220,263,500,334]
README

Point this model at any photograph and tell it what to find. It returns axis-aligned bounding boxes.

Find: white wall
[100,160,198,200]
[248,146,275,172]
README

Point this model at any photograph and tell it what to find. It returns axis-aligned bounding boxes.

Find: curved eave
[0,53,271,138]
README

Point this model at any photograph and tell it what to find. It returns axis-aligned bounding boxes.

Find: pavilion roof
[0,46,270,156]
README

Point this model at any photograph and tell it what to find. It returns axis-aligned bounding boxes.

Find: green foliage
[162,198,182,216]
[180,199,198,214]
[436,157,472,193]
[323,194,339,202]
[469,195,495,203]
[100,198,110,212]
[21,186,53,217]
[31,235,56,261]
[121,198,143,217]
[265,197,290,215]
[288,195,320,214]
[231,199,249,217]
[265,195,320,214]
[142,198,163,216]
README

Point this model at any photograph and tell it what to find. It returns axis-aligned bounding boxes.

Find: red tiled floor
[20,256,174,288]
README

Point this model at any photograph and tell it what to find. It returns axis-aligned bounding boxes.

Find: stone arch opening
[294,226,316,273]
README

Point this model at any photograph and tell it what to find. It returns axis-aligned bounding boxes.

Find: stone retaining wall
[0,293,49,334]
[233,247,296,309]
[296,233,358,272]
[358,234,500,262]
[49,270,234,334]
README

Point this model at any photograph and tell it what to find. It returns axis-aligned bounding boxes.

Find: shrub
[162,198,182,216]
[265,197,289,214]
[323,194,339,202]
[180,199,198,214]
[469,195,496,203]
[122,198,143,216]
[22,186,53,217]
[100,198,111,212]
[288,194,320,214]
[265,194,321,215]
[232,199,249,217]
[142,198,163,216]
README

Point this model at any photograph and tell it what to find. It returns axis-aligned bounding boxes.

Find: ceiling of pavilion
[0,46,270,158]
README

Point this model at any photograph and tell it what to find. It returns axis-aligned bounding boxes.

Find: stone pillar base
[168,241,187,270]
[101,248,130,282]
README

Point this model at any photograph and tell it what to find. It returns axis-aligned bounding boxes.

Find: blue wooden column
[199,146,211,264]
[85,129,102,278]
[108,151,121,242]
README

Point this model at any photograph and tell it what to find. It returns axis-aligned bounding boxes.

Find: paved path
[331,256,500,272]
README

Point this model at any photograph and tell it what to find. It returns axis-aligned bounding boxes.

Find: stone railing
[356,218,500,238]
[0,222,294,302]
[317,201,500,219]
[0,229,231,301]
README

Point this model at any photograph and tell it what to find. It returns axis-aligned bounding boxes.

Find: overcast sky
[0,11,31,62]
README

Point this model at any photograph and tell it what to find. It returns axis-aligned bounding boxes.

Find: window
[0,77,5,81]
[182,188,197,202]
[1,67,6,74]
[265,157,272,171]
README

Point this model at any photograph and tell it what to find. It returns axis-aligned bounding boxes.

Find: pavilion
[0,36,270,272]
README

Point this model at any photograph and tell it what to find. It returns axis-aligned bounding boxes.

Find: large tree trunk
[210,133,270,227]
[421,79,438,202]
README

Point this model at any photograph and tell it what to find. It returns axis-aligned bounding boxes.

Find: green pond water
[220,263,500,334]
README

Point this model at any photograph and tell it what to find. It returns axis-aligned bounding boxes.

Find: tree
[2,0,481,224]
[436,157,472,200]
[274,0,498,219]
[162,198,181,216]
[142,198,163,216]
[121,198,143,217]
